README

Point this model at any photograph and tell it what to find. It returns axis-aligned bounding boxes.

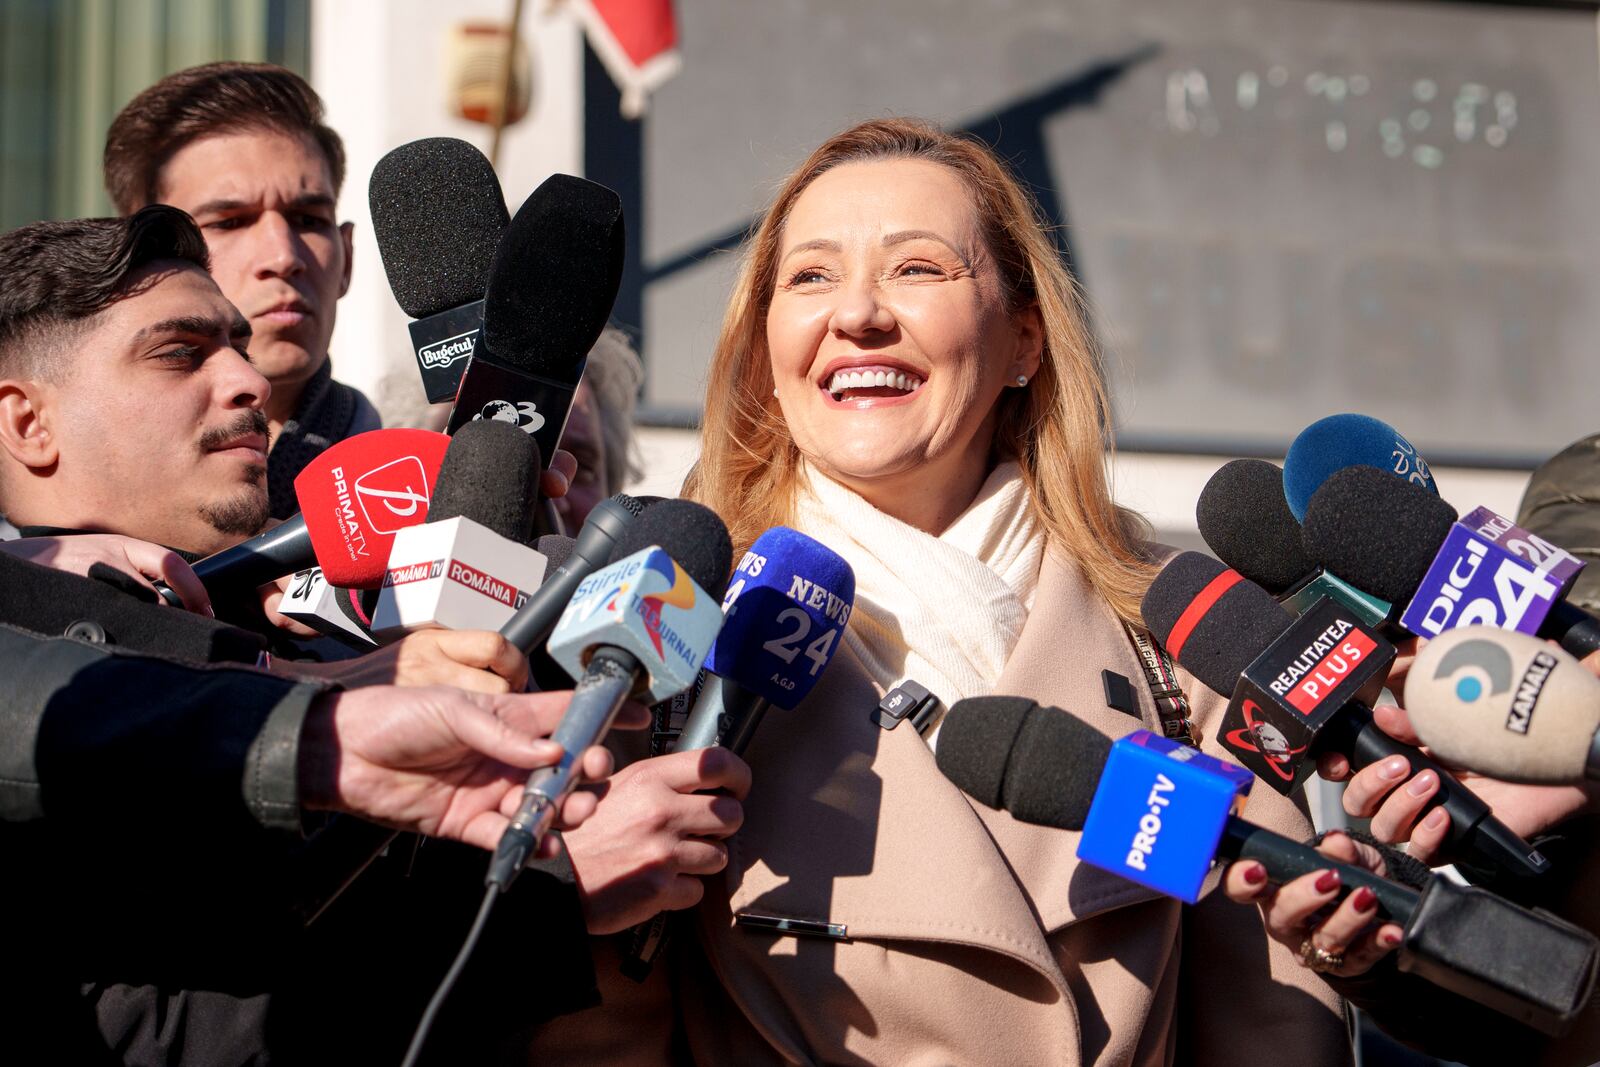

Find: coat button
[64,620,108,644]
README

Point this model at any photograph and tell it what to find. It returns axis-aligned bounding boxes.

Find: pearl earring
[1015,375,1028,387]
[773,387,779,398]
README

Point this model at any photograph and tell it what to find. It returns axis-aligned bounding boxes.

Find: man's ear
[337,221,355,298]
[0,380,58,470]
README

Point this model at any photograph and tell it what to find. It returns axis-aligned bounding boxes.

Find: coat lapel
[723,554,1162,995]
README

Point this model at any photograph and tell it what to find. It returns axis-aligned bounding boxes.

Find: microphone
[369,137,509,403]
[488,499,732,889]
[276,567,379,648]
[1303,467,1599,658]
[445,174,625,478]
[1408,628,1600,784]
[935,698,1598,1034]
[191,428,450,592]
[1283,412,1438,521]
[1196,458,1391,628]
[674,527,856,754]
[499,493,645,654]
[371,420,549,637]
[1142,551,1550,878]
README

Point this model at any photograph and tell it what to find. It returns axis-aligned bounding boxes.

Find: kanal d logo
[1431,638,1515,704]
[354,456,431,534]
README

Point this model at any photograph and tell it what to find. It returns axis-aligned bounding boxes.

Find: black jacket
[0,561,598,1065]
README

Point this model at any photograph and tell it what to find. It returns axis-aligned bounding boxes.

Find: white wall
[311,0,585,428]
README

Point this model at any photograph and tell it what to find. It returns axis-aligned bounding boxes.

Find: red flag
[573,0,681,118]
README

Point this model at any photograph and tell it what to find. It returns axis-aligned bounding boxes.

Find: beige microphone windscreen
[1407,628,1600,784]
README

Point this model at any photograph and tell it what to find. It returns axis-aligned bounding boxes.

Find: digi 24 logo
[1402,507,1583,638]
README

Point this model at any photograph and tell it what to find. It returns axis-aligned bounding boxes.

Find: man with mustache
[0,207,274,559]
[104,61,379,520]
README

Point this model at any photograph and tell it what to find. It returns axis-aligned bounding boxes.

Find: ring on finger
[1297,936,1345,973]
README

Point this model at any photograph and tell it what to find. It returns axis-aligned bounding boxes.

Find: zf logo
[473,399,545,434]
[353,456,431,535]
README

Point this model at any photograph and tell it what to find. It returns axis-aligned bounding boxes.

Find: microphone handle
[499,497,636,653]
[1542,599,1600,660]
[1216,817,1419,923]
[673,673,772,755]
[488,645,640,889]
[191,513,312,591]
[1331,703,1550,879]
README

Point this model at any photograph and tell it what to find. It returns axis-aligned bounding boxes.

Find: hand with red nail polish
[1223,831,1403,978]
[1316,699,1597,865]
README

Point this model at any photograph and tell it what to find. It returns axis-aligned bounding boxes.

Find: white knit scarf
[792,461,1046,711]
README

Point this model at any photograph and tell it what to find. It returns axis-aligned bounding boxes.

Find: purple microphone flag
[1400,507,1585,640]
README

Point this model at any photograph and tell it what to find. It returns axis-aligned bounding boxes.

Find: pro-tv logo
[418,328,478,370]
[353,456,432,535]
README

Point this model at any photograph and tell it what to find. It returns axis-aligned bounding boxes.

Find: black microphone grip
[191,513,310,591]
[1327,703,1550,878]
[1544,599,1600,660]
[673,675,771,756]
[1216,818,1419,922]
[500,496,635,654]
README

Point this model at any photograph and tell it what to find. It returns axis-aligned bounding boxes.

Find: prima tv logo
[418,329,478,370]
[353,456,431,535]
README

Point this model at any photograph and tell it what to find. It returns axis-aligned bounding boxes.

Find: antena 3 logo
[418,329,477,370]
[350,456,431,536]
[473,399,546,435]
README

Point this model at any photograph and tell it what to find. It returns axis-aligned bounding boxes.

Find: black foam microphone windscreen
[936,698,1111,830]
[932,696,1036,809]
[446,174,626,472]
[1301,466,1460,605]
[535,534,576,575]
[999,705,1114,830]
[1196,459,1312,594]
[608,498,733,596]
[480,174,626,379]
[370,137,508,319]
[1140,552,1292,696]
[425,419,541,543]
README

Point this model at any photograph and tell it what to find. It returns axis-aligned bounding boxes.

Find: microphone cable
[399,882,499,1067]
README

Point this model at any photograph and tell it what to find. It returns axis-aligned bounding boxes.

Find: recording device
[675,527,856,754]
[191,428,450,592]
[500,493,644,653]
[1282,412,1437,521]
[1142,551,1549,878]
[371,420,548,637]
[445,174,625,480]
[934,697,1597,1034]
[1303,467,1599,658]
[276,567,379,648]
[369,137,509,403]
[1408,628,1600,784]
[488,500,732,889]
[1196,458,1390,628]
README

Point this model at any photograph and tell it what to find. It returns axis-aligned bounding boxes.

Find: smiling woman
[525,119,1359,1067]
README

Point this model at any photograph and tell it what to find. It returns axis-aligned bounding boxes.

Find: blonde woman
[540,118,1368,1065]
[640,119,1363,1067]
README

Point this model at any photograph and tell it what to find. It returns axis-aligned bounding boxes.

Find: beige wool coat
[533,550,1353,1066]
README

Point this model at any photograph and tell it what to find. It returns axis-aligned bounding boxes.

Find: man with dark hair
[104,61,378,519]
[0,206,272,556]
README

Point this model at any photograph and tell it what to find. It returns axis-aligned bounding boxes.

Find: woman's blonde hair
[684,117,1155,623]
